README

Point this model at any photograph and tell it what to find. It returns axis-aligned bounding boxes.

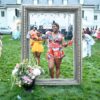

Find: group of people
[83,27,100,39]
[27,22,72,78]
[27,24,98,78]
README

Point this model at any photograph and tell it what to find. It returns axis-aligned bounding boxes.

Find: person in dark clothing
[66,24,73,40]
[86,27,91,35]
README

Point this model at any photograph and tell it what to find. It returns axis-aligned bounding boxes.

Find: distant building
[82,4,100,29]
[0,0,100,29]
[0,4,20,28]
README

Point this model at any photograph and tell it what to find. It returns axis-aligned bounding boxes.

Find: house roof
[82,4,95,8]
[1,0,16,4]
[22,0,33,4]
[84,0,100,5]
[0,0,100,5]
[68,0,79,5]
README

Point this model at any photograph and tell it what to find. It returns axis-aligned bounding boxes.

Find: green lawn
[0,35,100,100]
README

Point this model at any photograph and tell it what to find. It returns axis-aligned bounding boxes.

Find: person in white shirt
[82,33,95,57]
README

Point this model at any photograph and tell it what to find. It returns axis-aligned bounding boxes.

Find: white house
[82,5,95,28]
[0,5,20,29]
[94,8,100,28]
[0,0,100,29]
[0,6,7,27]
[82,4,100,29]
[0,0,21,29]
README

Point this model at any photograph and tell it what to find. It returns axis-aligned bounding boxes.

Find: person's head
[36,29,42,37]
[34,27,37,30]
[52,22,59,33]
[86,27,89,31]
[30,25,37,31]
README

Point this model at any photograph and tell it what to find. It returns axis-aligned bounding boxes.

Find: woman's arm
[62,37,68,47]
[62,36,73,47]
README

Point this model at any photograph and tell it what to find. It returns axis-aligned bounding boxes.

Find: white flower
[28,65,32,68]
[33,68,41,76]
[15,63,20,68]
[31,75,35,79]
[11,60,44,88]
[12,67,18,76]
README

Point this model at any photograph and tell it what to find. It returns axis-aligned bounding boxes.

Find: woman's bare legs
[33,52,37,63]
[33,52,41,65]
[55,58,62,78]
[48,57,54,78]
[36,52,41,65]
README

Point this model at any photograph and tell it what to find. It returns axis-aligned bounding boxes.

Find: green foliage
[0,35,100,100]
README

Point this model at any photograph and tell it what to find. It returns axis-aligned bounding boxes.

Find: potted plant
[11,59,44,91]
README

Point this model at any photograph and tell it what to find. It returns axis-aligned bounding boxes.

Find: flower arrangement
[11,59,44,90]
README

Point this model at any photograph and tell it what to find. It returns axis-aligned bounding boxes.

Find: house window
[33,0,38,4]
[95,5,100,10]
[79,0,84,4]
[38,0,48,4]
[94,15,97,20]
[63,0,68,5]
[96,5,99,10]
[15,9,20,17]
[82,10,84,18]
[1,11,5,17]
[53,0,63,5]
[48,0,52,5]
[16,0,21,4]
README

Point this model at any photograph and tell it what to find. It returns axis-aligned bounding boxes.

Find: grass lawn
[0,35,100,100]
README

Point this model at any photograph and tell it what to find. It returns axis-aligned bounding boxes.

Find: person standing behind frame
[26,26,37,48]
[82,32,95,57]
[26,26,44,65]
[44,22,68,78]
[96,28,100,40]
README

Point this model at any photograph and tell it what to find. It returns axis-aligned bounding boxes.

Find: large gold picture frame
[21,5,82,85]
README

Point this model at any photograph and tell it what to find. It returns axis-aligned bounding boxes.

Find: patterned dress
[46,31,65,59]
[29,30,44,53]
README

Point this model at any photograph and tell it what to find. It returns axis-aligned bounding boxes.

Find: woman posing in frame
[44,22,72,78]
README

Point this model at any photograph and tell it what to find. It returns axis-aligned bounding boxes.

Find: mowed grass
[0,35,100,100]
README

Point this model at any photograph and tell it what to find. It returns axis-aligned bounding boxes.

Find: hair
[30,25,37,30]
[34,27,37,30]
[52,22,59,29]
[37,29,42,33]
[30,26,34,30]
